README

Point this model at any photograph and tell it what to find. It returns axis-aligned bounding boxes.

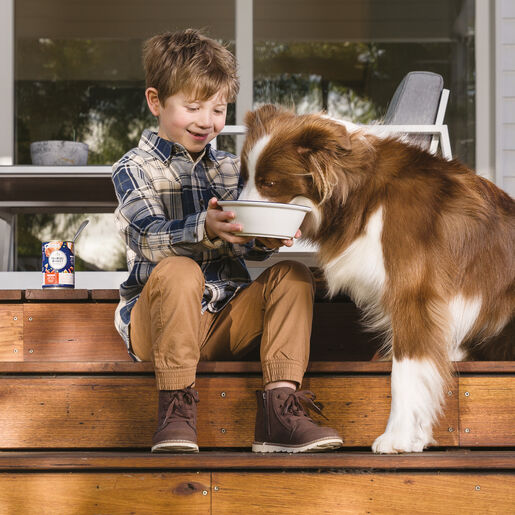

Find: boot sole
[151,440,199,453]
[252,437,343,453]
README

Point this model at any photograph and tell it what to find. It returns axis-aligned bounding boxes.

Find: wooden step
[0,450,513,471]
[0,451,512,514]
[0,464,512,514]
[1,288,512,362]
[0,364,513,449]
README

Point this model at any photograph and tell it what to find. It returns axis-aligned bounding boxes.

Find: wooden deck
[0,288,513,513]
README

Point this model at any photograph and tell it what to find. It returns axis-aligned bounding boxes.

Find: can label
[42,241,75,288]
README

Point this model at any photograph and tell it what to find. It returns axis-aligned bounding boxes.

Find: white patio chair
[367,71,452,159]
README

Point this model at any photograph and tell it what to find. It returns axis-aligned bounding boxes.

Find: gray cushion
[384,71,444,149]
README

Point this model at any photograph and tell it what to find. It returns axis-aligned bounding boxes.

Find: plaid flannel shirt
[112,129,274,359]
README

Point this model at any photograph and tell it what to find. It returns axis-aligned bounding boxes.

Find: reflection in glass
[253,0,475,167]
[17,213,126,272]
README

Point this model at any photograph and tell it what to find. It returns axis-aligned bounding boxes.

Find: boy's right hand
[205,197,253,244]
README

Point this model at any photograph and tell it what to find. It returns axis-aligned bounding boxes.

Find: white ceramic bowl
[217,200,311,239]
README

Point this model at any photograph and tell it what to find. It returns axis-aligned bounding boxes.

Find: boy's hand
[256,229,301,250]
[205,197,253,244]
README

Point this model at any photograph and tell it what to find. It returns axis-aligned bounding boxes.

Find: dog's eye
[263,181,276,188]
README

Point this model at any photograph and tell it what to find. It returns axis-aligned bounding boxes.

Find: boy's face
[146,89,228,157]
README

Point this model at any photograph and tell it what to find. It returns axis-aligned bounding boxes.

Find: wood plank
[90,289,120,300]
[15,302,380,362]
[0,473,210,514]
[0,361,512,374]
[455,361,515,373]
[459,376,515,446]
[0,291,22,301]
[1,284,350,302]
[0,376,156,448]
[0,305,23,362]
[201,376,458,448]
[25,289,89,300]
[0,450,512,471]
[212,472,514,515]
[0,376,458,449]
[23,303,129,361]
[12,301,378,362]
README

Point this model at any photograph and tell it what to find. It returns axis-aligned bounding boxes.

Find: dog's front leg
[372,356,446,453]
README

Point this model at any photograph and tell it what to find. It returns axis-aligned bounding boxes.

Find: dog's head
[239,105,362,235]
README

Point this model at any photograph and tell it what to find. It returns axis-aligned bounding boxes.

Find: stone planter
[30,141,89,166]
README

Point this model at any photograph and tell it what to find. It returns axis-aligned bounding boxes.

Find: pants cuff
[262,360,306,388]
[155,367,197,390]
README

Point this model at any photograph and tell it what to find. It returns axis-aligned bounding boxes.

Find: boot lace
[281,390,328,420]
[158,387,199,431]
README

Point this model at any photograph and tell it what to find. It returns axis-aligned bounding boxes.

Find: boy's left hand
[256,229,301,250]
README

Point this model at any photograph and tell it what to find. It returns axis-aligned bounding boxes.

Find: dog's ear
[244,104,282,129]
[294,117,352,204]
[296,117,351,155]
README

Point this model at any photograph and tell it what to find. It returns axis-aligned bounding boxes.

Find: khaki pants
[130,256,315,390]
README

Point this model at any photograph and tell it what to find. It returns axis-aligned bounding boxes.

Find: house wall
[497,0,515,196]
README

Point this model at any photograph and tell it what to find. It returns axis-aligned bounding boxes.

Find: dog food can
[42,241,75,288]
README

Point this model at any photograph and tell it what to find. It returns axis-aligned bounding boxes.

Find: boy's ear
[145,88,161,117]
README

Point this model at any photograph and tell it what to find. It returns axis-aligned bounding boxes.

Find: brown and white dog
[239,104,515,453]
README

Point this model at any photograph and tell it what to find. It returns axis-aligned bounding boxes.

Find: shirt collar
[139,129,219,164]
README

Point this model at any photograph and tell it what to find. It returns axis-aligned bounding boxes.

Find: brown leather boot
[151,387,199,453]
[252,387,343,453]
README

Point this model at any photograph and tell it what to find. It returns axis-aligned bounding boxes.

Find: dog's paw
[372,432,426,454]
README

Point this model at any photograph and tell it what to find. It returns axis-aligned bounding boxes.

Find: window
[14,0,235,271]
[254,0,475,166]
[9,0,477,273]
[15,0,236,165]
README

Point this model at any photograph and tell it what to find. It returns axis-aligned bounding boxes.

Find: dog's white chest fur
[323,207,388,329]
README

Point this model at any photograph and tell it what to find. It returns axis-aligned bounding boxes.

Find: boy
[112,29,342,453]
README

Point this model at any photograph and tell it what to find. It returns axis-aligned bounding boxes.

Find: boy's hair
[143,29,240,104]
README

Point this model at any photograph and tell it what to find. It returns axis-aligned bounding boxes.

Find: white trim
[475,0,496,181]
[235,0,253,125]
[0,0,13,166]
[235,0,253,155]
[495,0,504,189]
